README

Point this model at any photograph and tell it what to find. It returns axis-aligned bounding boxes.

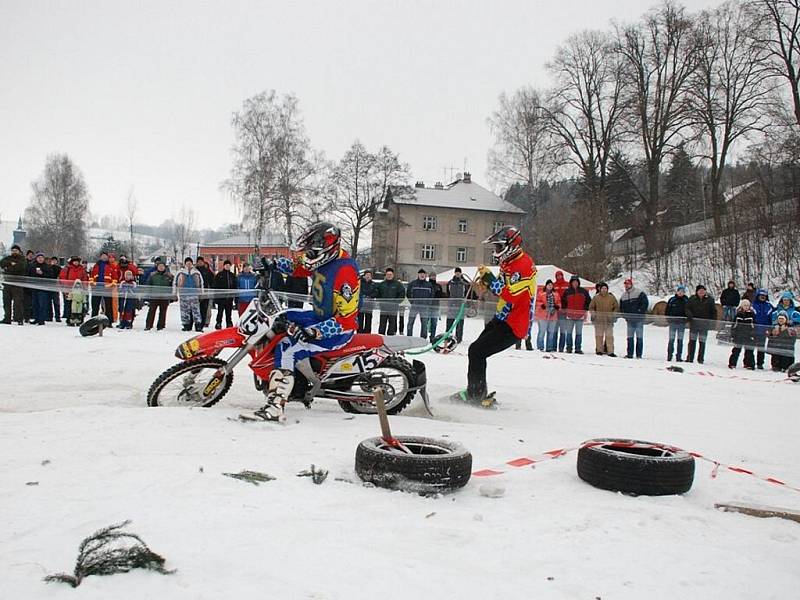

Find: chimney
[463,172,471,183]
[434,181,444,189]
[415,181,425,188]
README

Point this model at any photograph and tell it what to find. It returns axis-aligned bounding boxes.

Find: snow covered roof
[435,264,594,288]
[392,179,525,214]
[201,233,287,248]
[724,181,757,203]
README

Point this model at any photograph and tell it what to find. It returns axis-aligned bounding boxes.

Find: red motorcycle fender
[175,327,246,360]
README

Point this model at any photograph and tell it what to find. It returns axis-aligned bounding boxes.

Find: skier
[254,222,360,422]
[458,226,536,408]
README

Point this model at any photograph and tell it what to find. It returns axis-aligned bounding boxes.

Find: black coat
[197,265,215,290]
[730,309,756,346]
[665,295,688,321]
[360,277,376,299]
[720,287,741,308]
[213,269,238,290]
[0,253,28,276]
[686,294,717,331]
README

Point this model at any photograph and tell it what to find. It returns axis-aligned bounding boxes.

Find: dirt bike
[146,280,431,415]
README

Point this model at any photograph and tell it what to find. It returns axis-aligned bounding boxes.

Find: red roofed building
[198,234,290,271]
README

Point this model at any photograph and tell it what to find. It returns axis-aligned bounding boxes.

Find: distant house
[198,233,290,271]
[371,173,525,280]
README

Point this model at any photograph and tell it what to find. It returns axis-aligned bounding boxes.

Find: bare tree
[172,205,196,262]
[615,0,700,255]
[224,91,319,249]
[754,0,800,128]
[691,1,773,235]
[486,87,553,209]
[25,153,90,257]
[329,141,409,255]
[545,29,628,254]
[125,187,138,259]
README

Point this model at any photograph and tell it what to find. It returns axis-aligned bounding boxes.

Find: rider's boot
[254,369,294,422]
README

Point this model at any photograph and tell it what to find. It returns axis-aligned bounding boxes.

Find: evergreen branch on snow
[223,470,276,485]
[44,520,174,587]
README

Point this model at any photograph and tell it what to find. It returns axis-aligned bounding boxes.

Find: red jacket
[118,262,139,279]
[534,288,560,321]
[90,260,120,286]
[59,264,88,284]
[553,271,569,299]
[562,284,591,320]
[493,251,537,339]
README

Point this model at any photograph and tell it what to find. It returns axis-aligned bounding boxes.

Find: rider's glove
[292,325,322,343]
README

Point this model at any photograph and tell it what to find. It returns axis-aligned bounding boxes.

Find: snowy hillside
[2,310,798,599]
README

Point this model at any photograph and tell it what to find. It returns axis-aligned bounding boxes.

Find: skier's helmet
[293,222,341,270]
[483,225,523,263]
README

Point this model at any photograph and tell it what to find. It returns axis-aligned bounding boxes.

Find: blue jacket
[772,291,800,325]
[406,278,435,303]
[752,289,774,335]
[238,271,258,304]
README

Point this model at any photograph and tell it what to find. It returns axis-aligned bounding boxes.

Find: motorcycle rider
[254,222,360,422]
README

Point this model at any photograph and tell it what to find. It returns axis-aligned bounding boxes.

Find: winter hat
[10,244,21,251]
[223,259,232,266]
[418,268,426,274]
[624,278,633,286]
[545,279,553,286]
[598,281,609,291]
[184,257,194,264]
[363,268,372,274]
[70,255,81,263]
[695,284,706,292]
[756,288,768,298]
[781,291,795,301]
[776,310,789,323]
[739,299,751,310]
[676,284,687,293]
[454,267,462,273]
[570,275,580,283]
[35,251,45,258]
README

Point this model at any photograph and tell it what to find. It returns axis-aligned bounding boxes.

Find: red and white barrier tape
[473,440,800,494]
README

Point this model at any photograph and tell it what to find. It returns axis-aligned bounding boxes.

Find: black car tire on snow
[355,436,472,493]
[788,362,800,382]
[577,438,695,496]
[79,315,111,337]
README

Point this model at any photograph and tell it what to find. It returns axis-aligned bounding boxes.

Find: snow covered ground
[2,309,799,599]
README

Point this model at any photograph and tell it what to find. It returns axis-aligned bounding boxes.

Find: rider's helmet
[483,225,523,264]
[293,222,341,270]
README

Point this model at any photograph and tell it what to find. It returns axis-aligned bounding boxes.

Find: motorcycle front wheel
[338,356,415,415]
[147,357,233,408]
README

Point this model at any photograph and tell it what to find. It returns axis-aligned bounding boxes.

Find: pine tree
[606,153,640,229]
[663,144,704,226]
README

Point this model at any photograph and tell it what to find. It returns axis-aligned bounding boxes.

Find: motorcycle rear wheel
[338,356,415,415]
[147,357,233,408]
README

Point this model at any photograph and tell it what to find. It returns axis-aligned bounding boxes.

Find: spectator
[213,259,237,329]
[742,282,756,303]
[729,299,756,370]
[552,270,570,352]
[118,270,138,329]
[588,281,618,357]
[534,279,561,352]
[286,257,310,309]
[237,263,258,316]
[751,288,773,370]
[1,244,27,325]
[28,252,50,325]
[66,279,88,326]
[24,249,35,321]
[720,280,740,322]
[237,264,258,314]
[406,268,434,338]
[561,275,591,354]
[195,256,215,327]
[446,267,468,343]
[145,261,173,331]
[44,256,62,322]
[686,284,716,364]
[118,255,139,280]
[89,251,118,323]
[767,311,797,371]
[173,257,204,332]
[665,285,689,362]
[59,256,88,324]
[619,277,649,359]
[358,269,376,333]
[772,291,800,325]
[375,267,405,335]
[428,272,444,342]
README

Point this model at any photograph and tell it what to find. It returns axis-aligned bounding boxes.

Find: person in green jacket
[145,262,173,330]
[374,267,405,336]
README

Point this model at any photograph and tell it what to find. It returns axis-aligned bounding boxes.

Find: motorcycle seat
[380,335,429,352]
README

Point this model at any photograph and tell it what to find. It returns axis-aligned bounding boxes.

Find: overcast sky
[0,0,722,229]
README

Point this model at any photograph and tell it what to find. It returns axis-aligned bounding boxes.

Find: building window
[458,219,468,233]
[456,247,467,263]
[493,221,505,232]
[421,244,436,261]
[423,215,437,231]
